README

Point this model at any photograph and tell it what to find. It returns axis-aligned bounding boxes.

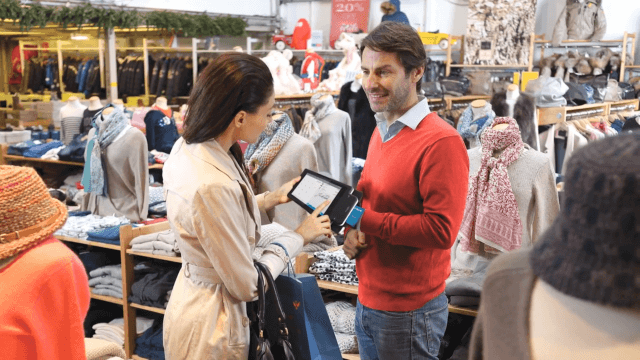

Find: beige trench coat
[162,138,303,359]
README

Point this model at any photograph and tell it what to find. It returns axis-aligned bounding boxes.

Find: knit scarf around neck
[88,105,129,196]
[459,117,525,254]
[457,103,496,145]
[245,111,294,176]
[300,93,335,143]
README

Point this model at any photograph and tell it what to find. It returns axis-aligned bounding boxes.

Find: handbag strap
[254,262,292,342]
[253,262,267,340]
[271,242,295,278]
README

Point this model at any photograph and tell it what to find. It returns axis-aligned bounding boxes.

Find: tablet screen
[290,172,342,212]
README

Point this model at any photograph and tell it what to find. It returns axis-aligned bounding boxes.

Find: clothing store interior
[1,0,639,359]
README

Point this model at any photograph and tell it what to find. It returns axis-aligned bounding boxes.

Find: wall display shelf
[537,99,639,125]
[444,33,537,76]
[532,32,637,82]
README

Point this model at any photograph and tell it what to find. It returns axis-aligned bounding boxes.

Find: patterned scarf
[87,105,129,196]
[457,103,496,146]
[245,111,294,176]
[300,93,335,143]
[459,117,525,254]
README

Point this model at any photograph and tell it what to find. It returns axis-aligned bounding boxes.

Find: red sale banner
[329,0,370,48]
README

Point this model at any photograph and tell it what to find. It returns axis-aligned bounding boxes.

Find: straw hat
[0,165,68,260]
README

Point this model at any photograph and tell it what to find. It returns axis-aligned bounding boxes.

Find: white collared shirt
[374,96,431,143]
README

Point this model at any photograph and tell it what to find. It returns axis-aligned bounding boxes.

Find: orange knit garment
[0,236,90,360]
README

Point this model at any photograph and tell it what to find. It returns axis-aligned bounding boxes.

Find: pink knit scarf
[459,117,525,254]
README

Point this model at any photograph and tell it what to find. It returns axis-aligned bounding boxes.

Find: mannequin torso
[60,97,87,145]
[505,84,520,118]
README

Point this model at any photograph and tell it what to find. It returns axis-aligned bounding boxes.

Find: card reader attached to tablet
[287,169,361,233]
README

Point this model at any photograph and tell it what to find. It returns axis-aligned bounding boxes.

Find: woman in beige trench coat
[162,53,333,359]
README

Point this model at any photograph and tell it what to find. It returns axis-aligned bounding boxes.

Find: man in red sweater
[344,22,469,360]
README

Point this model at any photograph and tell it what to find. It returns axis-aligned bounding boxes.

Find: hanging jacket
[149,57,163,95]
[338,82,377,159]
[552,0,606,45]
[155,58,171,97]
[78,60,94,93]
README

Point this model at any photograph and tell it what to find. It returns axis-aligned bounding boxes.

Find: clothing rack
[19,40,105,95]
[609,104,636,113]
[565,108,606,120]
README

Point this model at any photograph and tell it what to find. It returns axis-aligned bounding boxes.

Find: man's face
[361,48,416,117]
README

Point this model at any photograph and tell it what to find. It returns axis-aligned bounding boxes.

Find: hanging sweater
[0,236,90,360]
[356,112,469,312]
[338,81,377,159]
[144,109,180,154]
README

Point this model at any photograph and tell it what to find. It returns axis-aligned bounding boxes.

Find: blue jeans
[355,293,448,360]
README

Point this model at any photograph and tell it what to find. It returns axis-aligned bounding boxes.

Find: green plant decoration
[0,0,247,36]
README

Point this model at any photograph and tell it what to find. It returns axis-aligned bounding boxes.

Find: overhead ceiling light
[71,33,88,40]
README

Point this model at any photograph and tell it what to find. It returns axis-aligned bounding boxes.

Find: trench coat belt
[182,260,223,285]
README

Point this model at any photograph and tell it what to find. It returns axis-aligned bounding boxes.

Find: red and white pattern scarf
[459,117,525,254]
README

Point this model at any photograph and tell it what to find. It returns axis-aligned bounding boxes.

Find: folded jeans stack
[326,301,358,354]
[89,265,123,299]
[135,318,165,360]
[309,249,358,286]
[130,229,179,257]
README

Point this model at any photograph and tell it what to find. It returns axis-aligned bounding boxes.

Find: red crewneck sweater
[357,112,469,312]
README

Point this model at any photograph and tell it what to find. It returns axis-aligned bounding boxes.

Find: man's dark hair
[360,21,426,92]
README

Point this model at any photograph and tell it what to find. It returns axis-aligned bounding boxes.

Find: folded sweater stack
[309,249,358,286]
[130,229,179,257]
[55,214,130,240]
[89,265,123,299]
[129,263,179,309]
[92,317,154,347]
[326,301,358,354]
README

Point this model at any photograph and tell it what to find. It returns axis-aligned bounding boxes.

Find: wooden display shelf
[3,154,84,167]
[148,163,163,170]
[126,249,182,263]
[342,354,361,360]
[317,280,359,295]
[90,287,124,305]
[537,102,609,126]
[130,302,166,314]
[448,304,479,317]
[131,355,147,360]
[57,235,121,251]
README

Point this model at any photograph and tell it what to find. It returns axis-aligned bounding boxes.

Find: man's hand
[343,229,367,260]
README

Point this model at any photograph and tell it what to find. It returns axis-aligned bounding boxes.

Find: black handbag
[618,82,636,100]
[248,262,295,360]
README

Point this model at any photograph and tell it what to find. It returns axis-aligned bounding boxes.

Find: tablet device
[287,169,353,218]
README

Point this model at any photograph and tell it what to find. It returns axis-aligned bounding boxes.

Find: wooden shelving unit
[58,222,175,359]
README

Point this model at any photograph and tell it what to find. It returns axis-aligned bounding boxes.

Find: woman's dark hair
[360,21,426,92]
[182,52,274,179]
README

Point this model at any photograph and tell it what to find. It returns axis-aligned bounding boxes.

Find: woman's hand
[264,176,301,210]
[295,200,333,245]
